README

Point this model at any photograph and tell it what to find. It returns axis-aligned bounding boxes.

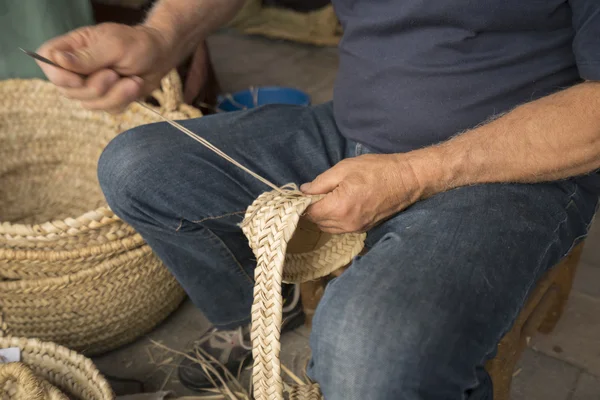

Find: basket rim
[0,234,144,261]
[1,78,120,238]
[1,71,200,239]
[0,208,122,239]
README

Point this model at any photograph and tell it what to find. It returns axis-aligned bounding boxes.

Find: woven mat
[228,0,341,46]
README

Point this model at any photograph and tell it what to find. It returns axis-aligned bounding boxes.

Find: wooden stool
[300,243,585,399]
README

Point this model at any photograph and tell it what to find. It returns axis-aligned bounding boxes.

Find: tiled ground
[94,30,600,399]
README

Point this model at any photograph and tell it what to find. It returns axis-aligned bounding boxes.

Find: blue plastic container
[217,87,311,112]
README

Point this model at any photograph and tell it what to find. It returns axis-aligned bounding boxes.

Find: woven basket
[0,71,196,355]
[0,336,114,400]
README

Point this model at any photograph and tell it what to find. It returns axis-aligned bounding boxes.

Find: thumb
[48,25,127,75]
[301,168,342,195]
[52,46,111,75]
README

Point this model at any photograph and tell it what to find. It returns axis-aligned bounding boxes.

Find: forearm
[411,81,600,195]
[143,0,245,61]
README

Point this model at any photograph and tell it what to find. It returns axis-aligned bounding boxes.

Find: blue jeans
[98,102,598,400]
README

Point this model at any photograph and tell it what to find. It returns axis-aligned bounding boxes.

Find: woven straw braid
[0,234,145,280]
[0,337,114,400]
[0,71,191,354]
[288,384,322,400]
[241,187,365,400]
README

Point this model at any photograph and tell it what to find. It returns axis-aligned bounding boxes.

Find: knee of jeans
[97,124,164,217]
[307,280,417,399]
[307,277,482,399]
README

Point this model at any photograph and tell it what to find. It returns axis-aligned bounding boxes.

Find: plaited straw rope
[0,71,190,354]
[241,187,365,400]
[288,385,322,400]
[0,336,114,400]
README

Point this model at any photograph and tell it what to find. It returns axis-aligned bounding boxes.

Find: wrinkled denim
[98,102,598,399]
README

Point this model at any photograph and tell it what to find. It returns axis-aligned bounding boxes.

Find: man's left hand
[300,154,425,234]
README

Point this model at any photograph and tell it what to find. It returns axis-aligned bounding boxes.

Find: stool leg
[538,243,584,334]
[300,280,326,328]
[486,335,518,400]
[300,265,350,329]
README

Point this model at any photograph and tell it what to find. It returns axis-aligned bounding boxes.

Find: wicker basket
[0,336,114,400]
[0,71,197,355]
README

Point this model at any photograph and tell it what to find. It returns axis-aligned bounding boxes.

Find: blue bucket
[217,87,311,112]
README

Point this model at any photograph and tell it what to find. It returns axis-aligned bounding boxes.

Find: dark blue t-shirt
[332,0,600,155]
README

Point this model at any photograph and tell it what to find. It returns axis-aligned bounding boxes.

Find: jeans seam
[220,315,251,324]
[516,183,580,323]
[560,188,599,259]
[191,211,246,224]
[489,183,580,377]
[213,315,252,329]
[202,225,254,284]
[536,183,578,274]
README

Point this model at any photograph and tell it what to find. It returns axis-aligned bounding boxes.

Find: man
[37,0,600,398]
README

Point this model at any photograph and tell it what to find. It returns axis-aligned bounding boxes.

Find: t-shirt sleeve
[569,0,600,80]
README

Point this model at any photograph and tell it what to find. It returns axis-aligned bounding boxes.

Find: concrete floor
[93,30,600,399]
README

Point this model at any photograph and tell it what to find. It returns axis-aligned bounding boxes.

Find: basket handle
[151,70,184,113]
[149,70,202,118]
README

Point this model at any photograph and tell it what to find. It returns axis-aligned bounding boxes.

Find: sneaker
[178,283,305,391]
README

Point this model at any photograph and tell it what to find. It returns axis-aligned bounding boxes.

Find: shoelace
[282,284,300,314]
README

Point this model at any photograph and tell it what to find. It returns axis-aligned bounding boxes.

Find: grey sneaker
[178,283,304,391]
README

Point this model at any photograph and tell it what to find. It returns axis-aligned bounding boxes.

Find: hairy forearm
[410,81,600,195]
[143,0,245,61]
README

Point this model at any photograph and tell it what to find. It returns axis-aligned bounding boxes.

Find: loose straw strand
[137,102,284,194]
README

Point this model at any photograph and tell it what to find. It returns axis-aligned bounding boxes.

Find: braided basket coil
[0,336,114,400]
[241,186,366,400]
[0,71,195,354]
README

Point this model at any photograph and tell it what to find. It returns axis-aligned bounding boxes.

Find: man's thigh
[309,180,597,399]
[99,102,348,227]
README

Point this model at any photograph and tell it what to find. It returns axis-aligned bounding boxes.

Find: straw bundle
[229,0,341,46]
[0,71,195,355]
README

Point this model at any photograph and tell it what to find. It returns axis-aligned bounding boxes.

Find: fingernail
[124,78,141,95]
[300,183,310,192]
[104,72,119,86]
[57,51,76,63]
[67,79,83,88]
[131,76,144,86]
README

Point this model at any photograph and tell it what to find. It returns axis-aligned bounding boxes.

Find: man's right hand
[37,23,176,114]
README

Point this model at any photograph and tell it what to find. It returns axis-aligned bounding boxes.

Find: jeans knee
[307,279,408,399]
[98,124,164,218]
[307,276,486,399]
